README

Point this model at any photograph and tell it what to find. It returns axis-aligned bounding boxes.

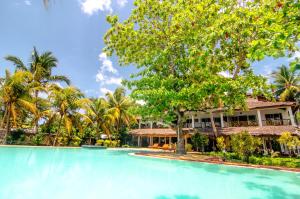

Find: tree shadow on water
[155,195,200,199]
[245,181,300,199]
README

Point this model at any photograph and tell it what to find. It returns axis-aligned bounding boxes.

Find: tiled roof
[214,98,295,112]
[199,126,300,136]
[130,126,300,136]
[130,128,193,136]
[246,100,295,109]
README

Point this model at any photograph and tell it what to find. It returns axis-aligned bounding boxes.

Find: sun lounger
[149,143,159,148]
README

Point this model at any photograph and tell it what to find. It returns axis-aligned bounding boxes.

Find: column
[169,137,172,144]
[137,136,141,147]
[184,136,187,146]
[192,115,195,128]
[150,121,153,129]
[220,113,224,128]
[257,109,263,127]
[150,136,153,146]
[138,119,141,129]
[287,106,296,126]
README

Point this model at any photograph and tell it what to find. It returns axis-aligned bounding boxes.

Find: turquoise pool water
[0,147,300,199]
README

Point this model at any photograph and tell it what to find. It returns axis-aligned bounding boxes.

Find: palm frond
[5,56,27,71]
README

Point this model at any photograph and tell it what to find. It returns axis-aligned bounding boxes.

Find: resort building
[130,97,299,153]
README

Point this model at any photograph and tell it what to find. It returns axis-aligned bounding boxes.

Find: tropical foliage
[104,0,300,154]
[230,131,262,162]
[0,48,136,145]
[272,65,300,102]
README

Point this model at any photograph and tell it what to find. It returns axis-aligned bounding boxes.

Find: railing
[224,121,258,127]
[184,119,292,130]
[262,119,291,126]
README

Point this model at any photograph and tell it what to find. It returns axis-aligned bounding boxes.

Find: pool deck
[133,151,300,173]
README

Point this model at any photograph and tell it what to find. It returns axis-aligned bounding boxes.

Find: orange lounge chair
[149,143,159,148]
[160,144,170,150]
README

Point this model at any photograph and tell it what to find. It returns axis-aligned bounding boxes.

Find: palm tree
[5,47,70,133]
[272,65,299,102]
[0,70,37,143]
[106,87,136,138]
[83,98,113,139]
[48,85,86,146]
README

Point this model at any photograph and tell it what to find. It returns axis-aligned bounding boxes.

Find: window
[265,113,282,120]
[248,115,256,121]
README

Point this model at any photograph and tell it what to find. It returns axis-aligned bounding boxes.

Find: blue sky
[0,0,299,97]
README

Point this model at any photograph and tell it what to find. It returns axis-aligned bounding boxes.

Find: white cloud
[24,0,31,5]
[99,52,117,74]
[96,72,105,82]
[104,77,122,85]
[262,65,272,76]
[288,51,300,61]
[80,0,113,15]
[117,0,128,7]
[100,87,112,95]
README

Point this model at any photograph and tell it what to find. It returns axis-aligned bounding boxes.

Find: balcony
[184,119,292,130]
[262,119,291,126]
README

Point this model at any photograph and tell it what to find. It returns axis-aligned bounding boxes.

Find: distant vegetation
[0,47,136,146]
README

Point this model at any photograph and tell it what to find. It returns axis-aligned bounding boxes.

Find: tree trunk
[53,116,63,146]
[2,110,11,144]
[209,111,218,137]
[34,90,39,134]
[176,110,186,155]
[1,108,8,129]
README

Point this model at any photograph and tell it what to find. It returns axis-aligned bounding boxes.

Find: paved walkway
[133,152,300,173]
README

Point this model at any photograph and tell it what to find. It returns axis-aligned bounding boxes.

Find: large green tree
[103,0,300,154]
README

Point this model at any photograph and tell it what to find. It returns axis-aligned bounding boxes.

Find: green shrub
[185,144,193,152]
[216,136,226,152]
[122,144,130,148]
[70,136,82,147]
[111,140,118,147]
[191,133,209,152]
[96,139,104,146]
[230,131,261,162]
[104,140,111,147]
[6,129,26,144]
[32,134,44,146]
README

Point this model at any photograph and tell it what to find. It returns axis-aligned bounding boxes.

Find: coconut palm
[106,87,136,137]
[48,85,87,146]
[0,70,37,143]
[272,65,299,102]
[82,98,114,139]
[5,47,70,133]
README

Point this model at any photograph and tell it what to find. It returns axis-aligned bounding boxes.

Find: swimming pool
[0,147,300,199]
